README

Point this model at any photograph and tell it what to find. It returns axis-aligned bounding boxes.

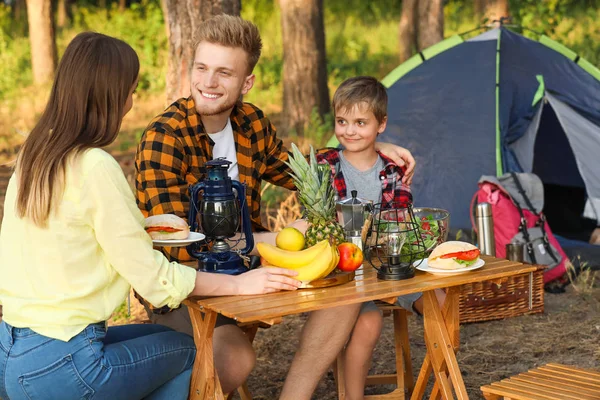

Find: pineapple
[285,143,346,247]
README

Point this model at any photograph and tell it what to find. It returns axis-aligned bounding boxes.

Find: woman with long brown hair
[0,32,299,400]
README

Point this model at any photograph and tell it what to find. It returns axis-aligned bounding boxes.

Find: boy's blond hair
[193,14,262,74]
[332,76,387,124]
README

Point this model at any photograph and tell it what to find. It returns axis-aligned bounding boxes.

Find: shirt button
[162,280,167,285]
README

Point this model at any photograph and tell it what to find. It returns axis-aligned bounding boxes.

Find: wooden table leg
[411,288,467,400]
[411,352,433,399]
[188,308,224,400]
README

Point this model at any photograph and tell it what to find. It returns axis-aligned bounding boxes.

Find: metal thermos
[476,202,496,256]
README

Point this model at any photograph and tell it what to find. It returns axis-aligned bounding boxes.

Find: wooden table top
[184,256,537,324]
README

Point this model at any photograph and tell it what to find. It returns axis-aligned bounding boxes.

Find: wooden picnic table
[183,255,538,400]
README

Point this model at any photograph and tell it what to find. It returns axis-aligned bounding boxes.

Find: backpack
[471,172,568,283]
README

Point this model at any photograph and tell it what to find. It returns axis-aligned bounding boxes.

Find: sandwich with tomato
[427,241,481,270]
[144,214,190,240]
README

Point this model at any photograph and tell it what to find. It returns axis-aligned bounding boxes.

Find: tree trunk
[13,0,25,21]
[26,0,57,84]
[57,0,72,29]
[475,0,510,24]
[119,0,127,11]
[417,0,444,51]
[164,0,241,105]
[160,0,170,41]
[279,0,330,137]
[399,0,418,63]
[474,0,483,18]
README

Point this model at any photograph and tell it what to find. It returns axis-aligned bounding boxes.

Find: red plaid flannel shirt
[316,149,413,207]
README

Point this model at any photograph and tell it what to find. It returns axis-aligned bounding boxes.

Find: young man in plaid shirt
[135,15,416,398]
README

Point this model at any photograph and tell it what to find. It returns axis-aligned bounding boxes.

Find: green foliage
[260,183,289,208]
[510,0,600,66]
[110,298,132,324]
[0,4,32,97]
[287,108,335,149]
[326,0,402,22]
[0,0,166,99]
[0,35,32,98]
[69,0,166,92]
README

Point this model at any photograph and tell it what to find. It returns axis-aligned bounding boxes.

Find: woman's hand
[374,142,416,185]
[235,267,301,294]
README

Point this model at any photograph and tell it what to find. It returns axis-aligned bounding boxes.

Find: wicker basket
[459,264,545,324]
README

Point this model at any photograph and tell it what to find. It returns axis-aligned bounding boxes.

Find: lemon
[275,227,306,251]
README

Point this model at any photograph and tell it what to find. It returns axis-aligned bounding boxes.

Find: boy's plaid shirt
[316,149,413,207]
[135,97,295,264]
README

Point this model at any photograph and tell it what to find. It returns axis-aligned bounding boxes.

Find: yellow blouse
[0,148,196,341]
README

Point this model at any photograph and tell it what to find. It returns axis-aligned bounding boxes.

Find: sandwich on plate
[144,214,190,240]
[427,241,481,270]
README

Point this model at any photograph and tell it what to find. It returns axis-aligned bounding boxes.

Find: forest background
[2,0,600,158]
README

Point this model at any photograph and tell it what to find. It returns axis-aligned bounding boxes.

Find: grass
[567,256,598,296]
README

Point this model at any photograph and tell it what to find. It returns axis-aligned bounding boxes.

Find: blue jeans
[0,321,196,400]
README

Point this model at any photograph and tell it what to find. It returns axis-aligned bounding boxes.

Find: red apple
[337,243,363,272]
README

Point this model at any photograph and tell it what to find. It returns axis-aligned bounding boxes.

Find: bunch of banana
[256,240,340,282]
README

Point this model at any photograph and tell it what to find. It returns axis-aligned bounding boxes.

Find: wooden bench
[481,363,600,400]
[333,302,413,399]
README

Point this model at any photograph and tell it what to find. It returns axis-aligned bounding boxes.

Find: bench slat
[498,379,599,400]
[482,383,563,400]
[529,367,600,387]
[526,370,600,390]
[482,364,600,400]
[542,363,600,379]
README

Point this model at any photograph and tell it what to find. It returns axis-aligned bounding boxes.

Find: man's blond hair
[193,14,262,74]
[332,76,388,124]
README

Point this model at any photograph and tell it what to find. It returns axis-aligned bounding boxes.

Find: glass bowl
[411,207,450,257]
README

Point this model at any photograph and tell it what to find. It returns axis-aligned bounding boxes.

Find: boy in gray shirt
[316,76,445,398]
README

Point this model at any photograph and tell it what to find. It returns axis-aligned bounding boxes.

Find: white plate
[413,258,485,275]
[152,232,206,247]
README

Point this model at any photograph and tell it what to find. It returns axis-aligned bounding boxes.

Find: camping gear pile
[473,172,568,283]
[370,26,600,284]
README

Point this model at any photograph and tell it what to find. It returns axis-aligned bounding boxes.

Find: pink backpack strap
[470,191,479,232]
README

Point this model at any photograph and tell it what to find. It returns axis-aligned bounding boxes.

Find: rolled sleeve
[83,154,196,309]
[155,262,196,309]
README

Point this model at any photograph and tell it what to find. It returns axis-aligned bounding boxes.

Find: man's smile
[200,91,221,99]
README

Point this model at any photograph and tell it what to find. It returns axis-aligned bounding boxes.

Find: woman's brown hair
[15,32,139,227]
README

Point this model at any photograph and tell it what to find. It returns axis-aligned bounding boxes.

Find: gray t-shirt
[338,151,384,203]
